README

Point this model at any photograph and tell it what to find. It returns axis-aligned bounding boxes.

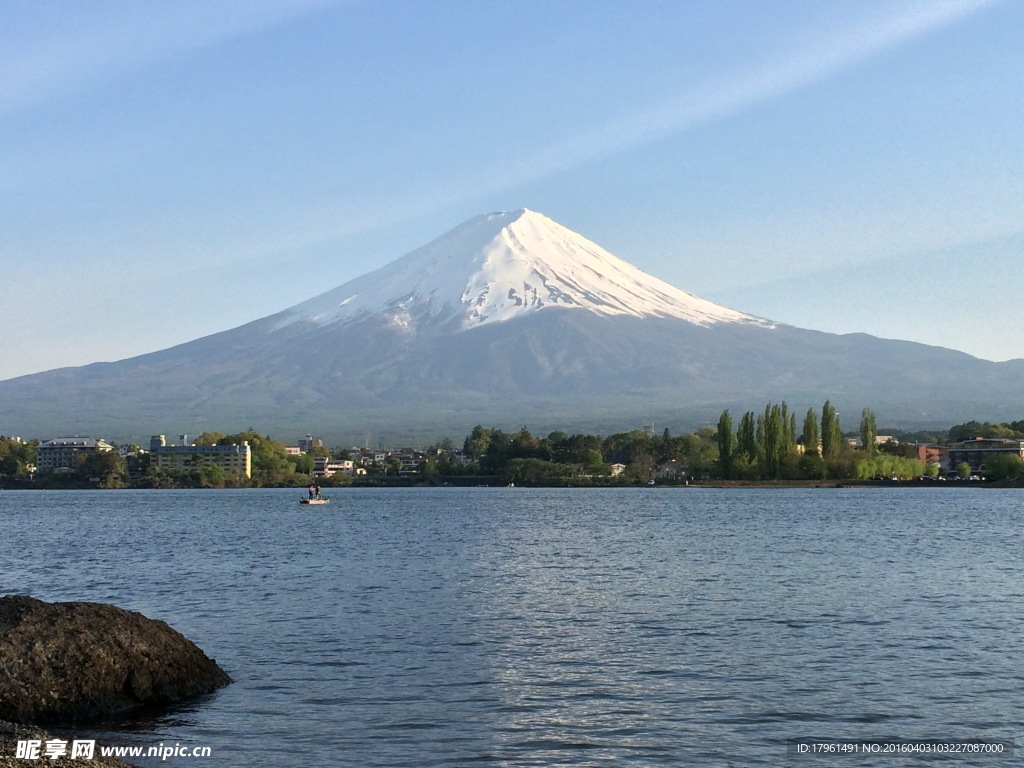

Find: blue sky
[2,0,1021,381]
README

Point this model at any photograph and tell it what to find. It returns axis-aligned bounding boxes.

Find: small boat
[300,497,329,505]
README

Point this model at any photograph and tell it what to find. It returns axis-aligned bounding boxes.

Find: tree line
[463,405,1024,484]
[459,402,934,485]
[3,411,1024,488]
[461,424,719,485]
[715,401,913,481]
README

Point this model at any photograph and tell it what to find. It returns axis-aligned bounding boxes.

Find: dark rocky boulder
[0,596,231,725]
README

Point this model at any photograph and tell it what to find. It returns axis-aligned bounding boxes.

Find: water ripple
[1,487,1021,766]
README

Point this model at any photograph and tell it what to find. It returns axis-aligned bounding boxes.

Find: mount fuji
[274,209,770,332]
[2,209,1021,442]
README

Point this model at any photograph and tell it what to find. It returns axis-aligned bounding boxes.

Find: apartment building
[149,435,252,479]
[35,437,115,473]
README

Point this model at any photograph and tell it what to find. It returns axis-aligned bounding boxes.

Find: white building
[36,437,115,473]
[149,435,251,479]
[312,456,365,478]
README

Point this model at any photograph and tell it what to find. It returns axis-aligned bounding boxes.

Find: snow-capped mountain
[274,208,772,332]
[0,209,1021,442]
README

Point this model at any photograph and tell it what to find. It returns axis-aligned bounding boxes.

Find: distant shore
[3,477,1019,491]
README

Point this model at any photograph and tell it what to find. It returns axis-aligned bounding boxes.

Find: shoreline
[2,478,1015,491]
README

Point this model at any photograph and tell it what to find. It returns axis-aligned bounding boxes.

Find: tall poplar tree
[860,408,878,456]
[717,410,735,479]
[737,411,758,476]
[761,403,782,479]
[802,407,820,455]
[737,412,754,455]
[820,400,843,460]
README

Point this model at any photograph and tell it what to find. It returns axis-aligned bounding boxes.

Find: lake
[1,487,1022,766]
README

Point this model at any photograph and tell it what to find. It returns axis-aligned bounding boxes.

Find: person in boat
[315,484,322,500]
[308,484,315,500]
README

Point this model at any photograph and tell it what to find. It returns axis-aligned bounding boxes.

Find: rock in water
[0,596,231,724]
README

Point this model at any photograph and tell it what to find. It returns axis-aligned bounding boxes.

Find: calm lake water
[1,488,1022,766]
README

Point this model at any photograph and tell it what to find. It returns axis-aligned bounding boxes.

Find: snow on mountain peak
[275,209,772,332]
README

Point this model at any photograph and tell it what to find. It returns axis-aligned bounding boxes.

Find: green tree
[737,411,758,466]
[289,453,316,474]
[602,430,657,467]
[554,433,603,465]
[499,458,572,486]
[797,451,826,480]
[77,449,127,487]
[420,459,439,480]
[686,428,719,475]
[0,437,37,480]
[984,453,1023,481]
[200,463,227,488]
[464,426,492,466]
[717,410,735,479]
[218,430,303,486]
[743,402,796,480]
[957,462,972,478]
[0,454,18,477]
[583,449,605,472]
[141,467,177,489]
[765,402,791,479]
[947,420,1024,442]
[801,407,819,456]
[820,401,843,461]
[731,451,755,480]
[860,408,878,456]
[658,427,673,461]
[853,455,924,480]
[878,440,917,459]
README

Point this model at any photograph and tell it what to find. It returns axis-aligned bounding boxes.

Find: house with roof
[35,437,115,473]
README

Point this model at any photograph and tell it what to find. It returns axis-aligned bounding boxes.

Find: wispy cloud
[3,0,1001,275]
[184,0,1007,272]
[485,0,1003,191]
[0,0,353,117]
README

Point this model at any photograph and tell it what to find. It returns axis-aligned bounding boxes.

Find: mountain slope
[0,210,1021,442]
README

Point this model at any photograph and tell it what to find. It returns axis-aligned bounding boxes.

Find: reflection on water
[1,487,1022,766]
